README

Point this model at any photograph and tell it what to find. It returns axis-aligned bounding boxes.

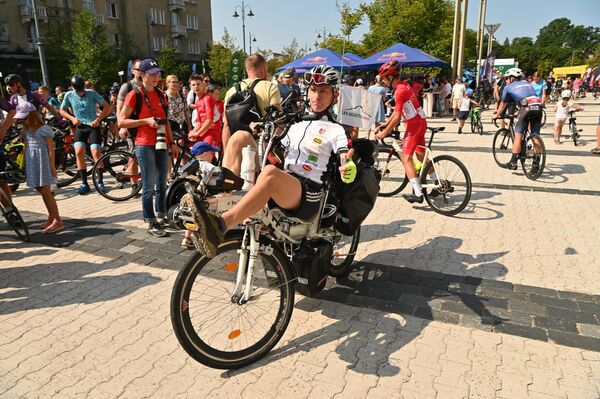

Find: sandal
[592,148,600,155]
[40,219,53,229]
[43,222,65,234]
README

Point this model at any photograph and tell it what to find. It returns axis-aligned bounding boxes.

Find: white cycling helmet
[304,65,340,88]
[561,89,572,98]
[505,67,523,79]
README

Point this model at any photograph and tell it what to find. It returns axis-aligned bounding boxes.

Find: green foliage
[157,46,190,80]
[337,1,363,39]
[207,28,239,86]
[589,45,600,68]
[320,35,367,57]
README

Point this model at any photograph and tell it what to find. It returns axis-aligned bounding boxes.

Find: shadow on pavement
[0,258,160,315]
[360,219,415,244]
[533,163,586,185]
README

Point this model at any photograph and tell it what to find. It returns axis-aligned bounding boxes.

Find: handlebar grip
[301,113,321,121]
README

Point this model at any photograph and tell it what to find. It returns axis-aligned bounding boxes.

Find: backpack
[225,79,263,133]
[128,87,168,135]
[10,90,39,109]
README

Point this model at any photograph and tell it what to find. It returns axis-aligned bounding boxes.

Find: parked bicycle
[374,127,471,216]
[492,114,546,180]
[170,106,372,369]
[0,127,26,192]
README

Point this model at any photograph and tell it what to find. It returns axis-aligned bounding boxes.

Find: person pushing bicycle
[189,65,357,258]
[492,67,544,173]
[375,60,429,204]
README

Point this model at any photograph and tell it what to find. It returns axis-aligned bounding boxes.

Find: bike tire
[56,149,94,188]
[521,134,546,181]
[171,232,295,369]
[492,128,514,168]
[0,189,30,242]
[540,109,547,128]
[470,117,476,133]
[375,147,408,197]
[92,150,141,201]
[572,125,578,147]
[421,155,472,216]
[328,227,360,276]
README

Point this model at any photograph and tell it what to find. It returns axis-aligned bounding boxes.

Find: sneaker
[6,213,23,228]
[458,127,462,134]
[450,117,457,121]
[181,237,195,249]
[504,161,518,170]
[76,184,91,195]
[403,194,424,204]
[97,183,106,192]
[157,219,172,230]
[190,199,224,258]
[147,223,167,237]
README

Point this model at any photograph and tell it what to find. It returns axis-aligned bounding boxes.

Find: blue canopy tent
[277,48,359,74]
[342,53,363,64]
[353,43,449,70]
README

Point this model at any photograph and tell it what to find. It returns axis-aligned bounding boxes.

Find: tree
[69,10,118,86]
[337,1,363,39]
[206,28,239,86]
[157,45,189,79]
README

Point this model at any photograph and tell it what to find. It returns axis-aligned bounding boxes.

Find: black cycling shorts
[515,106,542,135]
[269,173,324,221]
[499,103,516,118]
[74,125,102,146]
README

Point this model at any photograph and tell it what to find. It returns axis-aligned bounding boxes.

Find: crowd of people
[1,53,600,245]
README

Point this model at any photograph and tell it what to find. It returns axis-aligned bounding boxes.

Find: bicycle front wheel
[477,118,484,135]
[171,232,296,369]
[92,150,141,201]
[540,109,547,127]
[0,189,29,242]
[421,155,472,216]
[492,128,514,167]
[521,135,546,181]
[470,117,476,133]
[376,147,408,197]
[329,227,360,276]
[56,149,94,188]
[571,124,579,146]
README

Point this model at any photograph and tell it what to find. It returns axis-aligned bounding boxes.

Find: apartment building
[0,0,213,62]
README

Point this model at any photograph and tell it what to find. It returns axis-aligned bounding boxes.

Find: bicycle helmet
[505,67,523,79]
[378,60,400,78]
[466,88,474,95]
[4,74,22,85]
[561,89,572,98]
[71,75,85,92]
[304,65,339,88]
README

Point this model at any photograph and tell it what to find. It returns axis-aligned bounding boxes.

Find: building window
[173,38,181,52]
[152,36,160,51]
[111,32,120,46]
[107,2,118,18]
[186,15,198,30]
[150,8,166,25]
[170,11,178,27]
[186,0,197,4]
[83,0,95,12]
[188,40,200,55]
[0,22,8,42]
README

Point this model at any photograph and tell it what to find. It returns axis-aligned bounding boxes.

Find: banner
[337,85,382,129]
[482,50,496,81]
[229,52,245,84]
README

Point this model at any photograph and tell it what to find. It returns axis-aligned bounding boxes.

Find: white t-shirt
[555,100,574,121]
[452,83,466,100]
[459,97,471,112]
[186,90,199,127]
[281,117,348,184]
[442,82,452,97]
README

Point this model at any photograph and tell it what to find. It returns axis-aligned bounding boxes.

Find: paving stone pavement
[1,98,599,398]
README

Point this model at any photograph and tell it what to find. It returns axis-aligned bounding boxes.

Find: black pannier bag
[334,139,380,236]
[225,79,263,134]
[292,240,333,297]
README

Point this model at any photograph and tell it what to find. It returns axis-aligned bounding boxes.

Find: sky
[210,0,598,56]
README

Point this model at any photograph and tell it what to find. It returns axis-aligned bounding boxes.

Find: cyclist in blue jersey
[492,68,544,172]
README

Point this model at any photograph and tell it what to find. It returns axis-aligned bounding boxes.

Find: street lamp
[233,1,254,56]
[314,27,332,48]
[249,32,257,54]
[485,23,501,55]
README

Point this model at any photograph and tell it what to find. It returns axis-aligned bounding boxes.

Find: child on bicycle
[457,89,479,134]
[553,89,584,144]
[14,102,64,233]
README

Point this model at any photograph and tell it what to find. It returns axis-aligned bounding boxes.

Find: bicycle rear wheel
[329,227,360,276]
[0,188,29,242]
[540,109,547,127]
[477,119,484,135]
[375,147,408,197]
[571,124,579,146]
[171,232,295,369]
[421,155,472,216]
[521,135,546,181]
[492,128,514,167]
[470,117,476,133]
[56,149,94,188]
[92,150,141,201]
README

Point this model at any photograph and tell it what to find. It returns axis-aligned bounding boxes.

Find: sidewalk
[1,98,599,398]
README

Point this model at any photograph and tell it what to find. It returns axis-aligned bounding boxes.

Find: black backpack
[225,79,263,134]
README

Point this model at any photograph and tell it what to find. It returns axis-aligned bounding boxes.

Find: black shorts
[515,106,542,135]
[74,125,102,146]
[269,173,324,221]
[499,103,517,118]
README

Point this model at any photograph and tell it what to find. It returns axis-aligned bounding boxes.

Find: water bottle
[241,145,256,190]
[155,119,167,150]
[413,158,422,175]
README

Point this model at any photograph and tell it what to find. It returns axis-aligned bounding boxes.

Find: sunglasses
[303,72,330,85]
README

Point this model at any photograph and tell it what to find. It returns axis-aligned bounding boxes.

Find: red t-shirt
[191,93,221,147]
[124,88,168,146]
[394,81,425,122]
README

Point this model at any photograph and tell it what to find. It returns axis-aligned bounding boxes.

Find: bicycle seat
[206,167,244,192]
[427,126,445,133]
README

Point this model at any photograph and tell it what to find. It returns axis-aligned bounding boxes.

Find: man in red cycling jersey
[376,60,429,203]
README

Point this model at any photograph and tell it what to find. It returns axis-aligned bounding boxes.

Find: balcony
[19,5,48,24]
[168,0,185,12]
[94,15,106,25]
[170,25,187,38]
